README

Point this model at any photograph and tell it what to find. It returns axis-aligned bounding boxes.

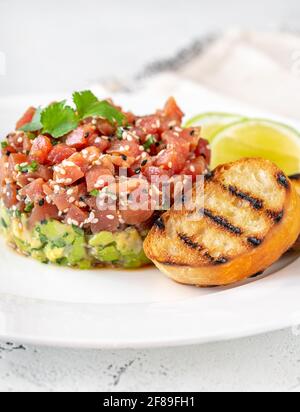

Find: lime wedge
[185,112,245,142]
[211,119,300,175]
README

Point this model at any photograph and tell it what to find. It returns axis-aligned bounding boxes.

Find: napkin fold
[176,30,300,119]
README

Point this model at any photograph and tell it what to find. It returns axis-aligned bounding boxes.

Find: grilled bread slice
[290,174,300,251]
[144,158,300,287]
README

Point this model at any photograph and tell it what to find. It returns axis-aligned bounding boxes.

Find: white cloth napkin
[176,30,300,119]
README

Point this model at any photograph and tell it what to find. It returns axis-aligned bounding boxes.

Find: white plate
[0,75,300,348]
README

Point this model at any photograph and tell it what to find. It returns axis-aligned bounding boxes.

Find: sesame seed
[63,161,76,167]
[106,214,115,220]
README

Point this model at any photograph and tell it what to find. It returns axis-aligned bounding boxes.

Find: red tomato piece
[90,210,119,234]
[155,148,186,174]
[107,140,142,158]
[87,135,110,153]
[1,145,16,157]
[29,135,53,165]
[85,165,114,192]
[163,97,184,122]
[28,203,59,229]
[7,132,31,153]
[65,205,88,225]
[16,107,36,130]
[96,119,115,136]
[128,154,152,177]
[195,138,211,164]
[2,182,18,208]
[81,146,101,163]
[53,160,85,186]
[19,178,45,203]
[8,153,28,174]
[181,157,207,180]
[143,165,171,181]
[119,179,154,224]
[47,144,76,165]
[67,152,89,173]
[136,115,161,136]
[65,125,97,149]
[51,193,70,211]
[161,130,190,157]
[180,128,202,152]
[16,165,53,188]
[120,209,154,225]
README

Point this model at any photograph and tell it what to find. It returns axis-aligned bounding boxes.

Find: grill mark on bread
[154,217,165,230]
[227,185,263,210]
[214,257,229,265]
[178,233,229,265]
[247,237,263,247]
[202,208,243,235]
[204,252,229,265]
[204,171,215,181]
[178,233,203,251]
[267,209,284,223]
[277,173,290,189]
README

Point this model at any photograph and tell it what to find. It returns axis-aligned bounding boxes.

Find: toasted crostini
[144,158,300,287]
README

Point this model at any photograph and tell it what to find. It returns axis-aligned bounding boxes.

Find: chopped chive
[24,203,34,213]
[143,135,156,150]
[90,189,100,197]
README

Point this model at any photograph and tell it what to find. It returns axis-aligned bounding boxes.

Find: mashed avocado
[0,204,150,269]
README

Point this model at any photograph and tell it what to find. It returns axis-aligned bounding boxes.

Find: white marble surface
[1,0,300,393]
[0,329,300,392]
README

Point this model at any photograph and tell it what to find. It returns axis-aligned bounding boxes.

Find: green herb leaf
[1,141,8,149]
[17,161,39,173]
[143,135,156,150]
[73,90,99,119]
[41,101,79,138]
[73,90,126,126]
[84,100,125,126]
[90,189,100,197]
[24,203,34,213]
[19,107,43,132]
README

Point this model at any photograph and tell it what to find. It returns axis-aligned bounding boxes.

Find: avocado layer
[0,203,150,269]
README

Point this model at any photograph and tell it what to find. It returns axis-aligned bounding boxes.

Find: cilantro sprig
[41,101,78,139]
[17,90,126,139]
[73,90,126,125]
